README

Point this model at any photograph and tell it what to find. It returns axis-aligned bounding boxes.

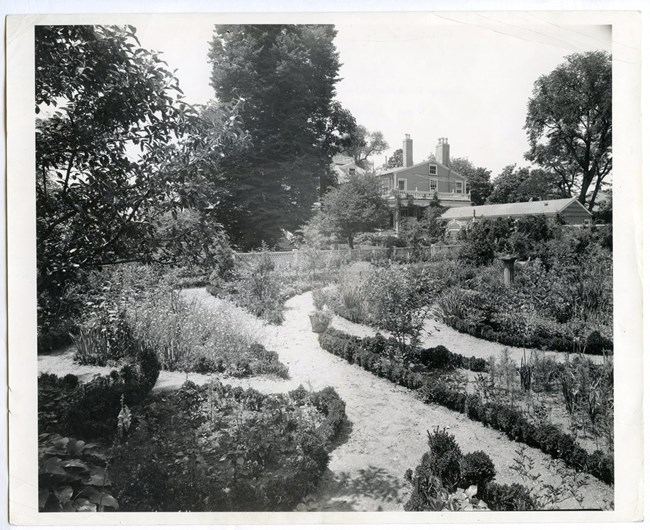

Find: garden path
[38,288,613,512]
[331,313,605,366]
[185,288,613,512]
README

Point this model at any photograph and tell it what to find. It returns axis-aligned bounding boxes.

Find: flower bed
[318,328,613,485]
[109,381,347,511]
[68,266,288,378]
[39,339,161,441]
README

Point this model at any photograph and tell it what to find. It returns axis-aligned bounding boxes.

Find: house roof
[440,197,591,220]
[332,154,355,165]
[377,160,467,181]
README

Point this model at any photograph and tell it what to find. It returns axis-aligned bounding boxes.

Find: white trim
[398,178,407,191]
[429,178,438,192]
[454,180,464,193]
[428,163,438,176]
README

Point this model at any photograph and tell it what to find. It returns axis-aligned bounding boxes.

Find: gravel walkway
[38,288,613,511]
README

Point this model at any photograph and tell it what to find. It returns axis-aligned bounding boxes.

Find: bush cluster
[419,345,488,372]
[39,339,161,441]
[110,381,347,511]
[404,427,535,511]
[444,314,578,353]
[318,328,613,486]
[192,343,289,379]
[467,395,614,485]
[319,328,488,378]
[440,226,613,356]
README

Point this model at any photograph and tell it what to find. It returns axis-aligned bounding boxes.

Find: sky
[134,14,611,177]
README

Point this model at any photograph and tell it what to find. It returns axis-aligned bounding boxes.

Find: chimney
[402,134,413,167]
[435,137,450,167]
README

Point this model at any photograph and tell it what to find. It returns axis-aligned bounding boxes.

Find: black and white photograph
[4,7,644,525]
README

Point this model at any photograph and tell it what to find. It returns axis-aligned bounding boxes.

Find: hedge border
[318,327,613,486]
[443,315,613,356]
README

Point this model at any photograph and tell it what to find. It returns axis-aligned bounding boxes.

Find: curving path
[39,288,613,511]
[332,312,605,366]
[185,288,613,511]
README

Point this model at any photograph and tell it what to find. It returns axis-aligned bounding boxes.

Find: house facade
[331,154,365,184]
[440,197,593,234]
[376,136,471,232]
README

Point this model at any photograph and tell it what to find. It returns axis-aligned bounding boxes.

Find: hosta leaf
[44,457,65,475]
[83,487,102,504]
[98,494,119,509]
[61,459,88,471]
[67,439,85,456]
[61,501,76,512]
[73,498,97,512]
[38,488,49,509]
[84,470,110,487]
[54,485,73,502]
[465,485,478,498]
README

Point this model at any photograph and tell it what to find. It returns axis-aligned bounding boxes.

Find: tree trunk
[348,234,354,249]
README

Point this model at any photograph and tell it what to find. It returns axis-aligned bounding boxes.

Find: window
[429,179,438,192]
[428,164,438,176]
[398,179,406,191]
[348,167,356,176]
[455,181,464,194]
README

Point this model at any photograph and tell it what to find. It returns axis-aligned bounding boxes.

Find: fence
[233,244,463,270]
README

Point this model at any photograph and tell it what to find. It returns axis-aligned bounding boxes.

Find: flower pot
[309,313,331,333]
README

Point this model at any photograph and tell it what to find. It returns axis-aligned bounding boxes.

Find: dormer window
[428,164,438,176]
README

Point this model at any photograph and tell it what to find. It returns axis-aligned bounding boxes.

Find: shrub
[419,345,454,369]
[312,288,327,310]
[585,330,613,356]
[421,428,464,489]
[482,482,536,511]
[362,264,431,354]
[466,394,485,422]
[405,428,534,511]
[420,381,466,413]
[460,451,496,495]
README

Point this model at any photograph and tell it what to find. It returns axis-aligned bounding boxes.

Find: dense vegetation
[318,327,614,485]
[35,23,614,512]
[39,380,346,512]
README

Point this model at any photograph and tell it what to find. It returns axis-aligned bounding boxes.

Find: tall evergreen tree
[208,25,344,248]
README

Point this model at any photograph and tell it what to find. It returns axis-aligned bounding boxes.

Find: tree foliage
[488,165,562,204]
[524,51,612,211]
[208,25,348,248]
[346,125,389,169]
[448,157,493,206]
[385,148,403,169]
[37,25,190,292]
[305,173,389,248]
[36,25,247,343]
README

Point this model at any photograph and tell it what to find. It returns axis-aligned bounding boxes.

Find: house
[440,197,592,234]
[331,154,365,184]
[376,136,471,232]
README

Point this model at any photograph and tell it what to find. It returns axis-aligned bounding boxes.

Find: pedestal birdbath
[498,255,517,288]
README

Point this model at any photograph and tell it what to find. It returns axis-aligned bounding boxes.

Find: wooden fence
[233,244,462,270]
